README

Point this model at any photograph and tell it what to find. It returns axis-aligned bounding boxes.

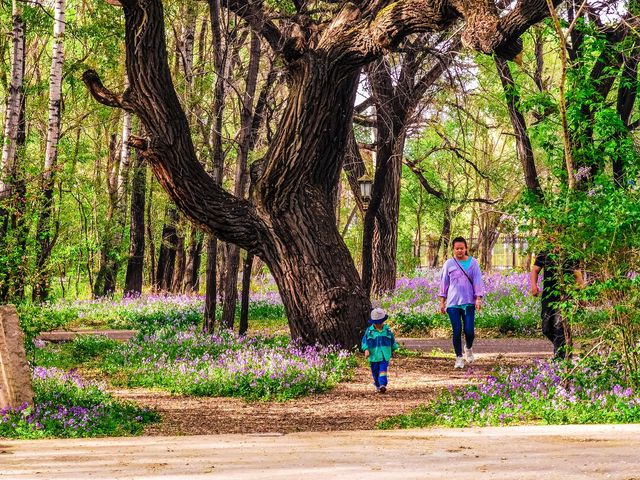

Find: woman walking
[439,237,485,368]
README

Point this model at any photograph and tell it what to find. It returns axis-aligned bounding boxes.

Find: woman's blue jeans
[446,305,475,357]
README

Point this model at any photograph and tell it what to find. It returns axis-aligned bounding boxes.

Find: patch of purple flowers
[429,359,640,427]
[110,327,354,400]
[0,367,155,439]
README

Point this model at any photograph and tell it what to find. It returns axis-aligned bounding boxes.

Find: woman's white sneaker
[454,356,465,369]
[464,347,475,363]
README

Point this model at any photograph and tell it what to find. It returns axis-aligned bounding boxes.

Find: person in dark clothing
[530,252,584,359]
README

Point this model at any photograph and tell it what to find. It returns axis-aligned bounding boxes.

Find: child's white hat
[369,307,388,324]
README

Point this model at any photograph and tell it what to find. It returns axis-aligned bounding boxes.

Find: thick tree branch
[405,157,445,200]
[355,96,375,114]
[82,70,126,109]
[353,114,377,128]
[492,0,564,58]
[128,135,148,150]
[221,0,288,57]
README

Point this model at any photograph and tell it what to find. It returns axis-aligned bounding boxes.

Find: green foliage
[18,303,78,354]
[247,300,287,326]
[513,17,640,380]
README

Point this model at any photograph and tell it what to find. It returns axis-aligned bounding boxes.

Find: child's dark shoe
[379,386,386,394]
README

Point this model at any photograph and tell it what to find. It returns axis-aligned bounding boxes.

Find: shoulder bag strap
[453,257,474,286]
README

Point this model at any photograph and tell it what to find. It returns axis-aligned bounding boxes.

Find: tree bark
[183,227,203,293]
[365,40,460,296]
[220,31,261,329]
[202,0,226,331]
[146,179,156,287]
[0,4,27,302]
[171,234,186,292]
[495,57,543,201]
[93,134,121,297]
[0,6,25,201]
[238,251,254,336]
[124,150,146,295]
[203,236,217,332]
[155,205,179,292]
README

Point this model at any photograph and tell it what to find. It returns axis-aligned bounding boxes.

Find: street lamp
[357,173,373,211]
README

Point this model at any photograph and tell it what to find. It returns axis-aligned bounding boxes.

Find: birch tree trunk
[0,1,25,201]
[0,1,27,302]
[33,0,65,301]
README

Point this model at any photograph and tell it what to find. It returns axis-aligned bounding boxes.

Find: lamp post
[357,173,373,211]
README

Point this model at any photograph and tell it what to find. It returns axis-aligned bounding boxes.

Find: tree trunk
[366,42,460,296]
[171,234,186,292]
[183,227,203,293]
[0,5,25,201]
[155,205,179,292]
[495,57,543,200]
[33,0,65,301]
[124,151,146,295]
[221,245,239,329]
[0,6,27,302]
[371,141,403,295]
[220,31,261,329]
[203,236,217,332]
[93,134,120,297]
[441,207,452,261]
[202,0,226,331]
[238,251,254,336]
[146,179,156,287]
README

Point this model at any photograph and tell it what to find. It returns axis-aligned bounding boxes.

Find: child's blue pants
[369,360,389,388]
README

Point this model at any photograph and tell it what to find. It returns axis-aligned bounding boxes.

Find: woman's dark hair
[452,236,468,253]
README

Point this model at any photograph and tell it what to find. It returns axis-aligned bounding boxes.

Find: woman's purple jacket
[438,257,485,308]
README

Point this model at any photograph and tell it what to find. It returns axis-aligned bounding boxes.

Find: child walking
[361,308,399,393]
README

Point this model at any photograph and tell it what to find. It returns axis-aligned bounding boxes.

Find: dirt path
[3,424,640,479]
[112,338,552,436]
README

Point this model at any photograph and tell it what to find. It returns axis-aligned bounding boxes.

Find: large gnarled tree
[83,0,559,347]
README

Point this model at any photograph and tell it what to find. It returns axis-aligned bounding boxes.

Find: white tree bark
[117,75,132,198]
[0,1,26,199]
[43,0,66,180]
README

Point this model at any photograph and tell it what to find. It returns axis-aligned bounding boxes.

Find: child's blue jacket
[361,324,399,362]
